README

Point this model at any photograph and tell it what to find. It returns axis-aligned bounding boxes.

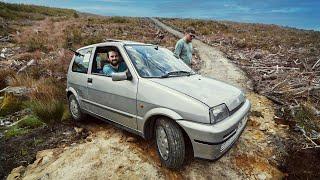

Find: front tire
[68,94,86,122]
[155,117,185,169]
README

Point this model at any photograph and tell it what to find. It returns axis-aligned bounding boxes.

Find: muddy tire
[155,117,185,169]
[68,94,86,122]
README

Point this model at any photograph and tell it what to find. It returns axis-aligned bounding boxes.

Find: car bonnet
[149,75,244,110]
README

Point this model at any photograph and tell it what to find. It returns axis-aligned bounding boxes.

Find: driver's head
[108,50,120,66]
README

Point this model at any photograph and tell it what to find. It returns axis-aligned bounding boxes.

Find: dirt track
[8,18,288,180]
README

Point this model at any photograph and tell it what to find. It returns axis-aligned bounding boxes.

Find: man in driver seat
[103,50,127,76]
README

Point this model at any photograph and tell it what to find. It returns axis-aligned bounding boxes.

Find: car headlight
[210,104,230,124]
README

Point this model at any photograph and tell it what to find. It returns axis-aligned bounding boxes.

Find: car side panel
[85,44,139,130]
[85,74,138,129]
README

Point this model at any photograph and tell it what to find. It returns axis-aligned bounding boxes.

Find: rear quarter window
[72,48,93,73]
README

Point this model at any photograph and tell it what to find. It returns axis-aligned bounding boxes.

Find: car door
[67,47,94,111]
[85,45,138,130]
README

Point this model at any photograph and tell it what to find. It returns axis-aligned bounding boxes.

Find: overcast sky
[3,0,320,31]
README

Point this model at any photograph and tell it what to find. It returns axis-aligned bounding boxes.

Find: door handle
[87,78,92,83]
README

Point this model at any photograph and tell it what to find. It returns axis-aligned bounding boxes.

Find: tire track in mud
[8,18,288,180]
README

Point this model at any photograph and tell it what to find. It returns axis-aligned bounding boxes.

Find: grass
[4,126,29,139]
[30,78,66,101]
[17,115,44,129]
[108,16,130,24]
[64,28,83,48]
[0,69,15,89]
[8,75,37,88]
[26,32,49,52]
[4,115,44,139]
[0,94,23,117]
[0,2,77,21]
[28,100,64,127]
[161,18,320,54]
[61,105,71,122]
[294,103,320,133]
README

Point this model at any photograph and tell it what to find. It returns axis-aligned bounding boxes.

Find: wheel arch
[66,87,79,102]
[142,112,193,155]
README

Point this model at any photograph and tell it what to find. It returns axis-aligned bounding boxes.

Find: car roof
[77,39,154,50]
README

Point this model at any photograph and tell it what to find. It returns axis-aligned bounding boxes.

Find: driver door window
[91,46,127,77]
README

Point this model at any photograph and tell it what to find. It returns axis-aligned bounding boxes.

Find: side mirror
[112,71,132,81]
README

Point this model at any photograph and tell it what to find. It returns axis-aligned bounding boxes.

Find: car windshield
[125,45,195,78]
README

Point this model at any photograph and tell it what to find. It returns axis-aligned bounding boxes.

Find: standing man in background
[174,27,196,66]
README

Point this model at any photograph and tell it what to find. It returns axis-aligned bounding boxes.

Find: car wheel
[68,94,85,121]
[155,117,185,169]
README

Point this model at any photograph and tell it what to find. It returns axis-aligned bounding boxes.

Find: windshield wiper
[161,70,193,78]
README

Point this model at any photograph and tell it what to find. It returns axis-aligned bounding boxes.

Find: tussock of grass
[17,115,44,129]
[0,69,15,89]
[4,115,44,139]
[4,126,29,139]
[294,103,320,132]
[61,105,71,122]
[26,32,49,52]
[0,94,23,116]
[108,16,130,24]
[29,78,65,101]
[64,28,83,48]
[27,100,64,127]
[8,75,37,88]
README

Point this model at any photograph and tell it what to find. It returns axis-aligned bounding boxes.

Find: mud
[1,123,89,179]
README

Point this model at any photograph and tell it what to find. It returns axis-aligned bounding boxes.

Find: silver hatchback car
[66,40,251,169]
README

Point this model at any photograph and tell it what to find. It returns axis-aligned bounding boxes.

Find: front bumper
[177,99,250,160]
